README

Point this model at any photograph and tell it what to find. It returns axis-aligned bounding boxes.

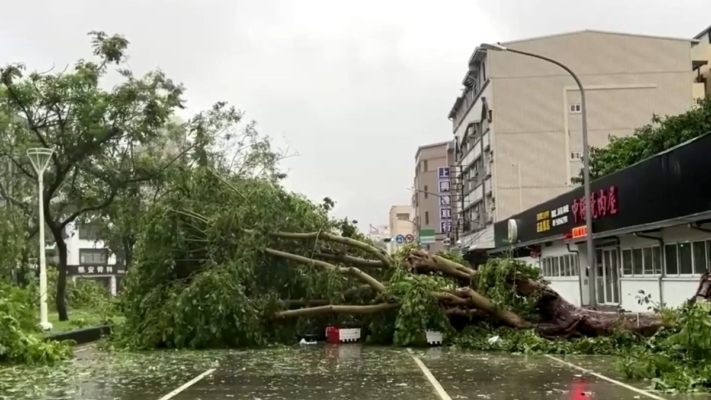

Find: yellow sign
[536,219,551,233]
[536,210,550,221]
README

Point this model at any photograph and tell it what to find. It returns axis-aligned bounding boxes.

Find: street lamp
[27,147,54,331]
[481,43,596,306]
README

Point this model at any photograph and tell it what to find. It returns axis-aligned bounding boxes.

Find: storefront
[489,132,711,311]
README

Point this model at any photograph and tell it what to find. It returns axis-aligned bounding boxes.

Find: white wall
[63,222,117,266]
[540,242,582,306]
[524,224,711,312]
[618,224,711,312]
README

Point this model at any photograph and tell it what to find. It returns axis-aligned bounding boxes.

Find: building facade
[492,133,711,311]
[46,221,124,295]
[450,30,700,257]
[692,25,711,98]
[413,141,456,251]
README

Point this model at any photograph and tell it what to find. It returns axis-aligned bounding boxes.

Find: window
[665,244,678,275]
[693,241,708,274]
[664,242,709,276]
[569,104,581,113]
[79,249,107,265]
[424,185,428,199]
[396,213,409,221]
[632,249,643,275]
[622,250,632,275]
[679,242,693,274]
[79,223,102,241]
[425,211,429,225]
[423,160,428,172]
[643,248,654,275]
[623,246,662,276]
[570,152,582,160]
[540,254,578,277]
[652,246,662,274]
[552,257,559,277]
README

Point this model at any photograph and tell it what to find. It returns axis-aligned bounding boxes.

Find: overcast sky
[1,1,709,231]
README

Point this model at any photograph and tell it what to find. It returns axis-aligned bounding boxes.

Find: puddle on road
[3,345,711,400]
[414,348,711,400]
[0,346,225,400]
[173,345,437,400]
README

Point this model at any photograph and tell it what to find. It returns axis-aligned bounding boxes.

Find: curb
[45,325,112,345]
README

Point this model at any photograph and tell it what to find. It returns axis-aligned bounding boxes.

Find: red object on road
[326,326,340,343]
[571,379,588,400]
[325,326,361,343]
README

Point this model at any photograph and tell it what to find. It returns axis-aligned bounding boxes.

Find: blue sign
[395,234,405,244]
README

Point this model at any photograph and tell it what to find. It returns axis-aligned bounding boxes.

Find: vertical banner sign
[438,167,452,236]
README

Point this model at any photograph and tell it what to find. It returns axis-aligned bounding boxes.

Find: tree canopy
[580,98,711,181]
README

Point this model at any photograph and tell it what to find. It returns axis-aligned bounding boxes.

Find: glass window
[552,257,559,277]
[542,258,548,276]
[643,248,654,275]
[632,249,643,275]
[572,255,579,275]
[622,250,632,276]
[693,241,708,274]
[563,255,571,277]
[652,246,662,274]
[679,243,693,274]
[665,244,678,275]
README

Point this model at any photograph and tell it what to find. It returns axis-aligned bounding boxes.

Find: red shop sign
[571,186,618,224]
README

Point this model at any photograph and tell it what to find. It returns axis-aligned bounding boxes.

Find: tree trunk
[53,229,69,321]
[122,235,135,270]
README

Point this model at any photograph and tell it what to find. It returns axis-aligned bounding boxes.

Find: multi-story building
[412,141,456,251]
[388,205,413,237]
[692,25,711,98]
[449,30,699,258]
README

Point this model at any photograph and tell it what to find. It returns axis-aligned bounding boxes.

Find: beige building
[412,141,456,251]
[388,205,413,237]
[692,26,711,98]
[449,30,699,253]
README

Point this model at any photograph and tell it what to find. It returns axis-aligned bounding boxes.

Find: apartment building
[692,25,711,98]
[449,30,699,256]
[412,141,456,251]
[389,205,413,237]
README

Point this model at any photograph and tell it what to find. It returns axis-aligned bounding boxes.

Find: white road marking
[407,348,452,400]
[545,355,668,400]
[157,368,216,400]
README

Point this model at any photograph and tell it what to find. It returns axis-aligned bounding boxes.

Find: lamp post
[480,43,596,306]
[27,147,55,330]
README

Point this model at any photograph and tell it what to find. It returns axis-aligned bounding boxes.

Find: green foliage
[618,302,711,392]
[580,97,711,181]
[46,268,112,312]
[0,31,189,317]
[386,270,453,346]
[474,258,543,318]
[451,324,645,356]
[0,281,72,364]
[116,153,350,349]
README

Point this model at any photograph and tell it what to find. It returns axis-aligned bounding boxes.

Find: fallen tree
[115,166,701,351]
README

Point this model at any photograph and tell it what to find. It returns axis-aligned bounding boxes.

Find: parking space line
[157,368,216,400]
[545,355,667,400]
[407,349,452,400]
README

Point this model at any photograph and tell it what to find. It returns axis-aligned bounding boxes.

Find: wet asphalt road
[2,344,709,400]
